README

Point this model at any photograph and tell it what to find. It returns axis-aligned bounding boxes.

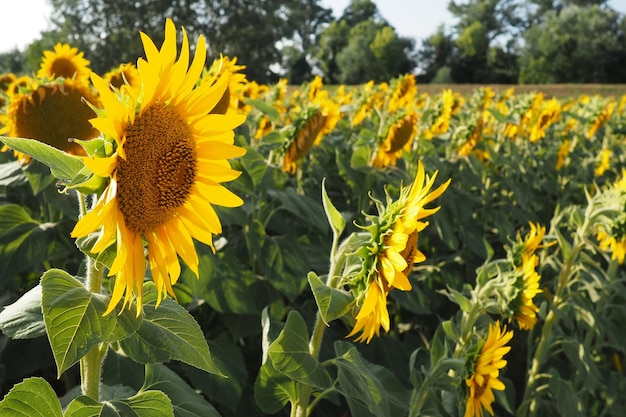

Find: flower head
[104,62,141,93]
[37,43,92,83]
[372,111,418,168]
[464,321,513,417]
[0,78,100,162]
[347,162,450,342]
[71,19,246,315]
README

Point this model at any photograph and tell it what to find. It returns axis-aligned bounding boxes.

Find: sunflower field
[0,20,625,417]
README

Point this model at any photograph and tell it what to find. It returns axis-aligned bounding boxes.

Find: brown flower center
[386,115,415,153]
[14,83,97,155]
[50,58,79,79]
[116,103,197,233]
[400,230,419,275]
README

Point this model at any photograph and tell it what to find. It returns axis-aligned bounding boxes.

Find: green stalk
[294,226,342,417]
[520,220,588,417]
[76,193,107,400]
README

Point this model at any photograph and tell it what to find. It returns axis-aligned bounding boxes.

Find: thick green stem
[520,239,584,417]
[77,193,107,400]
[294,229,342,417]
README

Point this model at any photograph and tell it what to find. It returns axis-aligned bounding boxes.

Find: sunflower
[283,107,326,173]
[529,98,561,143]
[587,101,615,138]
[464,321,513,417]
[205,55,248,115]
[594,148,612,177]
[71,19,246,315]
[347,162,450,342]
[37,43,92,83]
[104,62,141,93]
[555,139,571,170]
[426,89,454,138]
[0,78,100,162]
[372,111,418,168]
[510,223,551,330]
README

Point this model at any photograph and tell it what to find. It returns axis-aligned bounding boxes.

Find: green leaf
[333,341,394,417]
[268,310,331,389]
[0,136,84,181]
[41,269,142,375]
[308,272,353,324]
[0,160,26,186]
[180,337,248,411]
[142,364,221,417]
[0,377,63,417]
[445,287,473,313]
[254,360,297,414]
[0,284,45,339]
[23,160,56,195]
[269,188,329,232]
[119,282,224,376]
[245,98,280,123]
[0,204,56,279]
[321,178,346,236]
[254,308,296,413]
[64,391,174,417]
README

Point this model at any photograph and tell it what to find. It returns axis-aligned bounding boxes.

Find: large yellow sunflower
[37,43,92,83]
[0,77,100,162]
[464,321,513,417]
[347,162,450,342]
[71,19,246,315]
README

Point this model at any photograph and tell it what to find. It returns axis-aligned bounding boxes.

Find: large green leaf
[308,272,353,325]
[254,308,296,413]
[0,136,84,181]
[64,391,174,417]
[141,364,222,417]
[333,341,394,417]
[119,283,223,376]
[181,337,248,411]
[0,377,63,417]
[41,269,142,375]
[268,310,332,389]
[0,284,46,339]
[0,204,56,280]
[268,188,329,232]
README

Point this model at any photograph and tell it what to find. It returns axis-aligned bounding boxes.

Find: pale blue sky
[2,0,626,53]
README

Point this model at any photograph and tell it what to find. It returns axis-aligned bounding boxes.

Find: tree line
[1,0,625,84]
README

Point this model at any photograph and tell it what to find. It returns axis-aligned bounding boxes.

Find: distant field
[418,83,626,98]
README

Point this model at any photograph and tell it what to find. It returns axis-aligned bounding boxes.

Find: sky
[2,0,626,53]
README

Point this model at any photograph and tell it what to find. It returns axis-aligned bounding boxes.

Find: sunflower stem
[294,223,343,417]
[520,219,588,417]
[77,193,107,400]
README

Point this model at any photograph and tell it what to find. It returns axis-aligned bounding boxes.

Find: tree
[417,25,455,83]
[0,49,28,75]
[46,0,324,83]
[446,0,522,83]
[519,4,626,83]
[316,0,416,84]
[280,0,333,83]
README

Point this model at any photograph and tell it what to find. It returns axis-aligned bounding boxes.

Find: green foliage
[519,5,626,83]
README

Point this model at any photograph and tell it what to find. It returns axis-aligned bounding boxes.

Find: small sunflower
[510,223,551,330]
[529,98,561,143]
[594,148,612,177]
[0,78,100,162]
[37,43,92,83]
[555,139,571,170]
[282,107,326,173]
[71,19,246,315]
[104,62,141,93]
[464,321,513,417]
[205,55,248,115]
[372,111,418,168]
[347,162,450,342]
